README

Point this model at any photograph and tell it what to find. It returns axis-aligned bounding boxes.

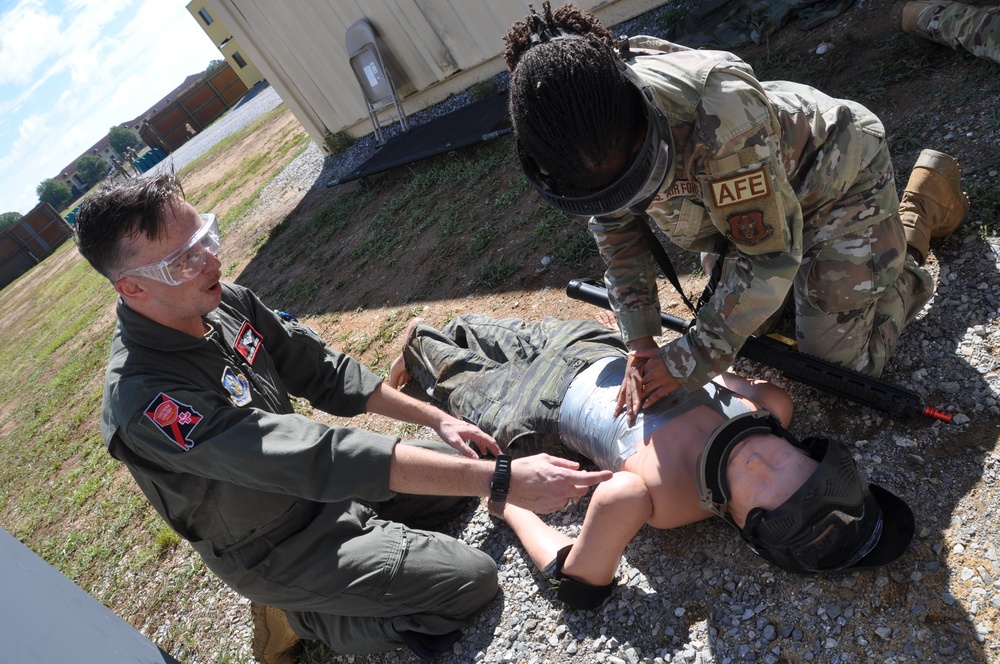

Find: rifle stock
[566,279,953,423]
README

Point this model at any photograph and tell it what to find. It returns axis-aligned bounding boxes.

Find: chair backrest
[350,44,394,104]
[346,19,395,105]
[345,19,378,59]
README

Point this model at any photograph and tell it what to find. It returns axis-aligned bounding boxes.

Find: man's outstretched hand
[509,454,613,514]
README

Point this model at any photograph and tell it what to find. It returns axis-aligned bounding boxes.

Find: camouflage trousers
[717,213,933,377]
[402,315,627,458]
[915,1,1000,64]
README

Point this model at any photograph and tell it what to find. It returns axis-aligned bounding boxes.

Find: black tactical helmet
[696,410,915,574]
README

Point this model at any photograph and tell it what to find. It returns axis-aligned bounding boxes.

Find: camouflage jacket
[591,36,897,390]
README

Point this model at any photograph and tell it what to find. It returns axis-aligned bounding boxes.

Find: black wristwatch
[490,454,512,503]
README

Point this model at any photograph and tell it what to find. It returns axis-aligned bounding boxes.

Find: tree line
[30,125,143,213]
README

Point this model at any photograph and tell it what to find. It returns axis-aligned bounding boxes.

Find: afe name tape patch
[710,168,770,208]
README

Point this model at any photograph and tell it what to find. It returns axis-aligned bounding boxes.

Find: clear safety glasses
[118,213,220,286]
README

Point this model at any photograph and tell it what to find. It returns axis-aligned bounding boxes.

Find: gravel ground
[317,244,1000,664]
[131,5,1000,663]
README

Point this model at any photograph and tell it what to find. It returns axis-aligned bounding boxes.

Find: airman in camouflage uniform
[505,4,969,412]
[895,1,1000,64]
[590,36,949,391]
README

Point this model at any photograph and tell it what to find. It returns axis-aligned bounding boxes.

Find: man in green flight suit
[72,174,612,663]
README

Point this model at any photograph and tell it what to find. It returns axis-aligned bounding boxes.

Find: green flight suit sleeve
[122,386,397,505]
[228,284,384,417]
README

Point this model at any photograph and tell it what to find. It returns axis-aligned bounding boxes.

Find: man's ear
[114,276,150,302]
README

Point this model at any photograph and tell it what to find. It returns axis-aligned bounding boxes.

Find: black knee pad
[544,544,616,610]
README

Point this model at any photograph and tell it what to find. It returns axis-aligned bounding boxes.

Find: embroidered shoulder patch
[143,393,203,451]
[234,321,264,365]
[222,366,252,407]
[725,211,774,247]
[709,167,770,208]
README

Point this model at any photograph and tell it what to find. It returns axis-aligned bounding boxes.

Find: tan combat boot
[899,148,970,264]
[251,602,302,664]
[891,1,935,32]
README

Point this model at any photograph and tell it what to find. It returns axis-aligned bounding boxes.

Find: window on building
[232,52,247,68]
[198,8,213,25]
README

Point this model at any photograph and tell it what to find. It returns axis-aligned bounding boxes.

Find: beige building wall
[198,0,668,152]
[219,39,265,88]
[187,1,265,89]
[187,1,230,45]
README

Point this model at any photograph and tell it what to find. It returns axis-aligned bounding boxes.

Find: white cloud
[0,0,63,85]
[0,0,222,214]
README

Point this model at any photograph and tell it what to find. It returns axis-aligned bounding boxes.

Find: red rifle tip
[922,406,954,423]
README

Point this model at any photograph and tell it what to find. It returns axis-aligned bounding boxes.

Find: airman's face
[115,199,223,336]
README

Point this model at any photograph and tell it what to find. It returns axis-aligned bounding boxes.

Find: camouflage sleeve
[662,249,800,389]
[660,70,804,390]
[629,34,693,55]
[588,211,665,344]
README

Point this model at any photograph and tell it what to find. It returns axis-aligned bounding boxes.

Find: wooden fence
[0,203,73,291]
[139,60,250,153]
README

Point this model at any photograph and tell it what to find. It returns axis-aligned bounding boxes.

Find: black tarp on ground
[327,92,511,186]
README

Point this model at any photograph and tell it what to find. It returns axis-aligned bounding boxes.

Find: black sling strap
[632,212,727,325]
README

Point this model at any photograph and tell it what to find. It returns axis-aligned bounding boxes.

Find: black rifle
[566,279,953,423]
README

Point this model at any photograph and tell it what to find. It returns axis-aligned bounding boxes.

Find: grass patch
[179,106,290,177]
[553,226,600,266]
[475,259,521,287]
[324,130,354,154]
[345,311,408,355]
[0,253,150,585]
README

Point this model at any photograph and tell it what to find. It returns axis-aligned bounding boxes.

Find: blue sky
[0,0,221,214]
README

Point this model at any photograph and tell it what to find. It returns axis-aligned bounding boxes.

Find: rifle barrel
[565,279,953,423]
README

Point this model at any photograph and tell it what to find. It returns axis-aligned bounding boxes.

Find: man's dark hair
[503,2,644,189]
[74,174,185,282]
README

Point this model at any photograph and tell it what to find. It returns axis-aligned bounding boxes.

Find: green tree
[205,59,224,74]
[36,179,73,210]
[77,154,108,186]
[108,125,141,156]
[0,211,22,232]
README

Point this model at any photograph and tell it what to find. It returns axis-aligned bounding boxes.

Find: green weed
[324,130,354,154]
[475,259,520,287]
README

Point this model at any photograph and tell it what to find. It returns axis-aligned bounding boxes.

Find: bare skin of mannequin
[390,312,816,591]
[487,371,814,588]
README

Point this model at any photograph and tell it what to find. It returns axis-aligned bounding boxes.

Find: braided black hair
[503,2,644,189]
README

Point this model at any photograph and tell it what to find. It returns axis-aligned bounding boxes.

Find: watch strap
[490,454,512,503]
